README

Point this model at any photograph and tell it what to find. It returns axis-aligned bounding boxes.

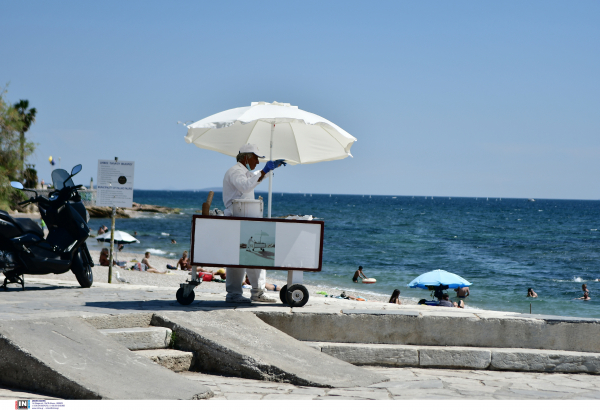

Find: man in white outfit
[223,143,285,303]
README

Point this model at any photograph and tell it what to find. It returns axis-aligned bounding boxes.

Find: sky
[2,1,599,199]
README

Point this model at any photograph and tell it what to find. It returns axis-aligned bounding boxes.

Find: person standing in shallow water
[527,288,538,298]
[353,266,368,283]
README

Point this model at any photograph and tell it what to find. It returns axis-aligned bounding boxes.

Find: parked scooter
[0,164,94,289]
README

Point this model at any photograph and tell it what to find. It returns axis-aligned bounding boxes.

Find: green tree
[0,87,34,211]
[13,99,36,179]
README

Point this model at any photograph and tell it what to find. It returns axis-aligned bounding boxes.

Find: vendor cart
[177,214,324,307]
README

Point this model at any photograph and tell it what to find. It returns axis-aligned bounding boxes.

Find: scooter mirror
[71,164,82,176]
[10,181,24,190]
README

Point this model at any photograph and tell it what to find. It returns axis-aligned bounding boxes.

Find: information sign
[96,160,135,207]
[190,215,324,271]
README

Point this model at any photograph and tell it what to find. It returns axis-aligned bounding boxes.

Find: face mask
[245,163,252,171]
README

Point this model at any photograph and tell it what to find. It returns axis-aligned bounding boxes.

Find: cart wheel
[176,288,195,305]
[279,285,288,304]
[286,284,309,307]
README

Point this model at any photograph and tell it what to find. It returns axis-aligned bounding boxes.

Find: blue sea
[87,191,600,318]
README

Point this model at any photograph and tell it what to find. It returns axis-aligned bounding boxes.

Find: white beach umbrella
[96,230,140,245]
[184,101,357,217]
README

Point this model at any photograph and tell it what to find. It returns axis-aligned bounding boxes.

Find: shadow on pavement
[85,299,282,311]
[2,285,75,292]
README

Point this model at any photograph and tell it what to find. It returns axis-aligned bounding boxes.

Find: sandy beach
[23,250,416,305]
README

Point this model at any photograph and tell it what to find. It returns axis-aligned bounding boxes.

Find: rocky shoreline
[86,202,180,218]
[9,202,180,219]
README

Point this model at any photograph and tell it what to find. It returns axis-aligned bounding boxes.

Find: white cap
[239,143,265,158]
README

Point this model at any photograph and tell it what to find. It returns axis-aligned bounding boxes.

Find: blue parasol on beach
[408,269,472,289]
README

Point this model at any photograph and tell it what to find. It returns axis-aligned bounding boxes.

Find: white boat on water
[528,198,535,202]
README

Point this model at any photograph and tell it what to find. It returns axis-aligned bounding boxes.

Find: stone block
[419,347,491,369]
[255,310,600,353]
[135,349,193,372]
[83,312,154,329]
[99,327,171,351]
[320,343,419,367]
[491,349,600,374]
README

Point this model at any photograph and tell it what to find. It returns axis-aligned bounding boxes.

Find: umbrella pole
[108,206,116,283]
[268,123,274,218]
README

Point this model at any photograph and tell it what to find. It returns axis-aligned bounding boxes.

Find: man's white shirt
[223,162,262,215]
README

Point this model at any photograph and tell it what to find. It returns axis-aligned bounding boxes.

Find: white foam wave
[573,276,584,282]
[145,248,167,255]
[161,232,170,236]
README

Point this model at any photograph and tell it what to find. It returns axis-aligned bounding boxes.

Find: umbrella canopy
[96,230,140,245]
[184,101,357,217]
[185,101,356,165]
[407,269,472,290]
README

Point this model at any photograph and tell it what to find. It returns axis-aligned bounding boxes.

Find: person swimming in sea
[527,288,537,298]
[576,291,591,301]
[352,266,368,283]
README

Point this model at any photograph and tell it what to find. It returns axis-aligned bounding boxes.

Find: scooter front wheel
[73,263,93,288]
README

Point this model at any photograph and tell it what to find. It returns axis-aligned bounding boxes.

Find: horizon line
[121,188,600,202]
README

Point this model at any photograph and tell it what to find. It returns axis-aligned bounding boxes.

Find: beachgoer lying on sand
[177,251,192,271]
[352,266,368,283]
[141,252,165,274]
[214,268,226,279]
[99,248,116,266]
[389,289,402,305]
[576,291,591,301]
[340,291,366,301]
[527,288,537,298]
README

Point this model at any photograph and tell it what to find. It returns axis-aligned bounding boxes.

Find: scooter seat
[15,218,44,237]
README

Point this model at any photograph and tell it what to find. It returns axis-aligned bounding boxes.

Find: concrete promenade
[1,278,600,400]
[3,366,600,400]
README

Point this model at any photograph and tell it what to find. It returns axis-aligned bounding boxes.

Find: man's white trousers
[226,268,266,296]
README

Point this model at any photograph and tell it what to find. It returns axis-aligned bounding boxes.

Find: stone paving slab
[0,316,212,400]
[151,310,388,388]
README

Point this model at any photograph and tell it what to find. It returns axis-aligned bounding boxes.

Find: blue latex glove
[274,159,287,167]
[262,161,276,174]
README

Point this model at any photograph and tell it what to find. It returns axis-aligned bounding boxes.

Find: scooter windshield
[51,169,74,190]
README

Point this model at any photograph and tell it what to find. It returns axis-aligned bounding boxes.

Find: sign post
[97,158,135,283]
